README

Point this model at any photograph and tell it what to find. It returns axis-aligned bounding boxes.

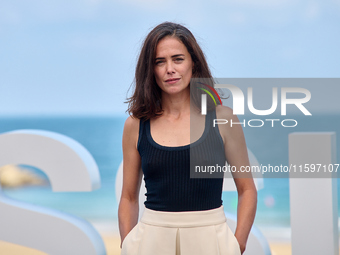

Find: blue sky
[0,0,339,116]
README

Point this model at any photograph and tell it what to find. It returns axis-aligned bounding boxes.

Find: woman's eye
[175,58,184,62]
[155,60,164,65]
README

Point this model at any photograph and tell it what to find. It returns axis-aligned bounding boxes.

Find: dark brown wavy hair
[126,22,216,120]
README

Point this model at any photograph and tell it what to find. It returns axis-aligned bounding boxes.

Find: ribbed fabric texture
[138,110,225,212]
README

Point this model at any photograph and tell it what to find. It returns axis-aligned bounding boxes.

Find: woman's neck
[161,90,191,118]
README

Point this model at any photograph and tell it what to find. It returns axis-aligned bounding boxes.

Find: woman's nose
[166,62,175,74]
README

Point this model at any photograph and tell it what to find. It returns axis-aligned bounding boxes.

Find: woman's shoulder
[214,105,243,142]
[123,116,141,149]
[216,105,244,144]
[123,115,140,135]
[215,105,235,120]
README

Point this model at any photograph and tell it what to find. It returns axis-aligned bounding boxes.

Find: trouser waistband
[141,205,226,228]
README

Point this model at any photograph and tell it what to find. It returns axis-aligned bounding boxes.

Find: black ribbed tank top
[137,110,226,212]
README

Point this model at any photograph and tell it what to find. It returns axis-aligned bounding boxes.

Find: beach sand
[0,235,121,255]
[0,235,292,255]
[0,235,120,255]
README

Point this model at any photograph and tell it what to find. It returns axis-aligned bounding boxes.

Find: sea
[0,114,339,238]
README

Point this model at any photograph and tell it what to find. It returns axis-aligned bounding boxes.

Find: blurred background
[0,0,339,254]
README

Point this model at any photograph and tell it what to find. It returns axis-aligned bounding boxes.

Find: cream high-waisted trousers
[121,205,241,255]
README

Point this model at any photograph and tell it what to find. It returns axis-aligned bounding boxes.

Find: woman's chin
[163,86,190,96]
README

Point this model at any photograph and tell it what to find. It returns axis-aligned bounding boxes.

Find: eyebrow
[155,54,185,61]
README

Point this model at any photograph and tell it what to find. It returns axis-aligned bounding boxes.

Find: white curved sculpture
[289,132,338,255]
[0,130,106,255]
[0,130,100,191]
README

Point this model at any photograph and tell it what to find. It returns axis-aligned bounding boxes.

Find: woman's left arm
[216,106,257,254]
[233,174,257,254]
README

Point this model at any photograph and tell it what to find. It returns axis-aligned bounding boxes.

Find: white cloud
[228,12,247,25]
[302,1,320,21]
[114,0,175,11]
[213,0,295,9]
[0,3,21,25]
[278,47,303,61]
[63,31,118,51]
[0,0,108,24]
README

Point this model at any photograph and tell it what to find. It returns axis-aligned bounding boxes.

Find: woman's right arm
[118,116,143,248]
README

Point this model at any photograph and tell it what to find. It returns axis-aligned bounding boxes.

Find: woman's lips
[165,78,180,84]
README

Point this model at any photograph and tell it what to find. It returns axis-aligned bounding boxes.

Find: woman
[118,22,257,255]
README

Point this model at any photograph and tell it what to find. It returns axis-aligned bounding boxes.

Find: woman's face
[154,36,193,96]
